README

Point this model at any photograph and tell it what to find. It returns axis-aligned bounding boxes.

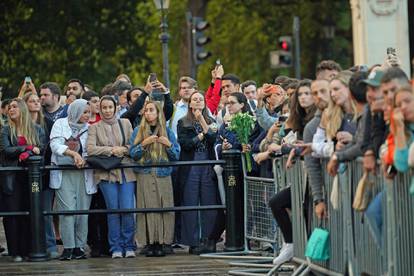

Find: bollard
[27,156,48,261]
[222,149,244,251]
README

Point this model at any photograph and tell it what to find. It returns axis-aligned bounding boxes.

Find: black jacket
[121,91,174,128]
[176,117,217,190]
[0,124,46,194]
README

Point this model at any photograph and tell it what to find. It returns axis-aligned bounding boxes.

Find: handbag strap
[118,119,126,146]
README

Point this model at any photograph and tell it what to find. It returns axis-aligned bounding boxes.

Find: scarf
[100,105,119,147]
[67,99,88,135]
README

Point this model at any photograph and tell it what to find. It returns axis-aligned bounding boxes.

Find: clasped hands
[141,135,171,148]
[111,146,128,157]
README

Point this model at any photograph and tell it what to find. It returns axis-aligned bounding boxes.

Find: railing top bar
[44,205,226,215]
[0,159,225,172]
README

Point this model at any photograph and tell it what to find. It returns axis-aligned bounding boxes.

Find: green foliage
[0,0,353,99]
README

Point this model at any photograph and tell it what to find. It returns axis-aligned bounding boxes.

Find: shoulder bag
[87,120,125,171]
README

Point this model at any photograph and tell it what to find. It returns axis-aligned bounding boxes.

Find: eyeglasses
[227,101,238,105]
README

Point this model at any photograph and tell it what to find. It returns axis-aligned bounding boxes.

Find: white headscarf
[67,99,89,134]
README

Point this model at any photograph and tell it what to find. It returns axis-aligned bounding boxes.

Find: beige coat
[87,118,136,184]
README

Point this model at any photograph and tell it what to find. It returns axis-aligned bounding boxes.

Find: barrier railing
[285,158,413,276]
[0,154,236,262]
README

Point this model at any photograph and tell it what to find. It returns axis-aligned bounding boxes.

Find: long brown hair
[134,101,168,162]
[184,91,213,125]
[286,80,316,135]
[8,98,40,146]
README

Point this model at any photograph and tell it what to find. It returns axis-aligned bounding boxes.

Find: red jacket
[205,79,222,115]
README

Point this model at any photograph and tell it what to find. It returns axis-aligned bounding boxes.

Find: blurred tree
[0,0,352,99]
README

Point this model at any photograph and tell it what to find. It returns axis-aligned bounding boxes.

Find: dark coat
[0,124,46,194]
[176,117,217,194]
[122,91,174,128]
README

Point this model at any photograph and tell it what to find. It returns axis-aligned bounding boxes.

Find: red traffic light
[281,41,289,50]
[278,36,292,51]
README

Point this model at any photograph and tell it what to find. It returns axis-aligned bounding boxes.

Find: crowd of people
[0,52,413,266]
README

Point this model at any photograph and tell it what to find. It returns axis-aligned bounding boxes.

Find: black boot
[145,244,156,257]
[154,243,165,257]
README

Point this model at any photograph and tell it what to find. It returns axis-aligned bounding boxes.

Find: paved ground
[0,218,243,276]
[0,218,289,276]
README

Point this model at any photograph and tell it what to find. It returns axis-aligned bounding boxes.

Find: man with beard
[303,79,330,220]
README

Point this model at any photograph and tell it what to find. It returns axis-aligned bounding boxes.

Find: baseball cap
[362,70,384,87]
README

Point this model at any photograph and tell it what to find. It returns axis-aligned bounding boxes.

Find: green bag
[410,177,414,196]
[305,227,330,261]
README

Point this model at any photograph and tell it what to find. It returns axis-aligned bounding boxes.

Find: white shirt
[169,100,188,138]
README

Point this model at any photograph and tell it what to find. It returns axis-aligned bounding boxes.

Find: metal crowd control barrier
[203,152,275,265]
[386,169,414,276]
[226,158,295,276]
[284,158,413,276]
[0,155,231,262]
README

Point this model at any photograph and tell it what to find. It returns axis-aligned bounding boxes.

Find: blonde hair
[134,101,168,162]
[322,70,357,139]
[8,98,40,146]
[23,92,45,128]
[393,85,414,107]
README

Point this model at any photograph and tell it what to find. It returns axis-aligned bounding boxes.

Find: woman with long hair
[177,91,218,254]
[129,101,180,257]
[0,98,46,262]
[256,80,316,164]
[312,70,357,158]
[23,92,46,127]
[267,80,317,267]
[87,96,136,258]
[23,92,58,258]
[50,99,95,261]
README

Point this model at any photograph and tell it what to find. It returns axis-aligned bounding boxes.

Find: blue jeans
[99,180,136,253]
[365,191,384,249]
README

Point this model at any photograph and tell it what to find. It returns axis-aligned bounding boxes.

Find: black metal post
[159,8,170,88]
[27,156,48,261]
[222,149,244,251]
[293,16,301,79]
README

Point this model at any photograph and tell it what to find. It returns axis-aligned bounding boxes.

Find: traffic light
[277,36,292,67]
[192,17,211,65]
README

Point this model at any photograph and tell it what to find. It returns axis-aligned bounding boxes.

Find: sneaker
[72,248,87,260]
[59,248,73,261]
[125,250,136,258]
[12,255,23,262]
[273,243,293,266]
[112,252,123,259]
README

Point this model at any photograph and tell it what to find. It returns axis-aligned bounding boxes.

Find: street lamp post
[153,0,170,88]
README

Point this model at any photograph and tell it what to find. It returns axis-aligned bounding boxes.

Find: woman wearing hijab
[87,96,136,259]
[50,99,96,261]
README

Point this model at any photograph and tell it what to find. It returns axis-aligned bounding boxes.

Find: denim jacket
[129,126,180,176]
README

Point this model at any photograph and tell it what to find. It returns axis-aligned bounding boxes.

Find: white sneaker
[125,250,136,258]
[112,252,123,259]
[273,243,293,266]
